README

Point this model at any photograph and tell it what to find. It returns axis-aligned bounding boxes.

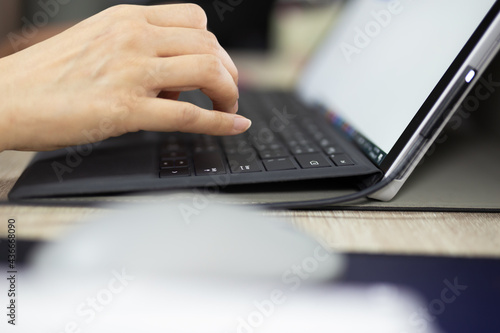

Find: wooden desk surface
[1,150,499,258]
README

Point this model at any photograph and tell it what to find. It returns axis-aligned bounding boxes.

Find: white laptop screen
[297,0,496,164]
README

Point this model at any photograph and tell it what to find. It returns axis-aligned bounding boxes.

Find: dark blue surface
[340,254,500,332]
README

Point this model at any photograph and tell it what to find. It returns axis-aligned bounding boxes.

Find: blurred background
[4,0,336,49]
[0,0,343,88]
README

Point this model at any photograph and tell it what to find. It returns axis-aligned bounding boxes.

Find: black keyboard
[159,92,356,178]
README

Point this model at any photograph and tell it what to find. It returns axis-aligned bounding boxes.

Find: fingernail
[233,116,252,133]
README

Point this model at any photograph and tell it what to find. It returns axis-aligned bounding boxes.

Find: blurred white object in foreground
[1,201,439,333]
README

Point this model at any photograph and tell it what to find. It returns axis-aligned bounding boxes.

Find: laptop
[9,0,500,206]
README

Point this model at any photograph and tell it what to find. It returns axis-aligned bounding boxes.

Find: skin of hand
[0,4,251,152]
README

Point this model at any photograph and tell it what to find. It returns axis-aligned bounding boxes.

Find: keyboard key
[291,147,304,155]
[323,146,342,155]
[161,151,187,159]
[319,139,331,147]
[175,159,189,167]
[224,147,239,155]
[304,146,318,153]
[227,154,263,173]
[251,141,268,152]
[193,152,226,175]
[295,154,332,169]
[313,132,324,141]
[259,150,273,159]
[269,143,283,150]
[161,143,185,153]
[160,159,175,169]
[193,145,219,153]
[160,168,190,177]
[263,158,297,171]
[331,154,355,166]
[270,149,290,158]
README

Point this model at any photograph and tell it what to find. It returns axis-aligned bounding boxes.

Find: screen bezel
[378,1,500,173]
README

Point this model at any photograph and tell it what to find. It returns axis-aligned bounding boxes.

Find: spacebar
[193,152,226,175]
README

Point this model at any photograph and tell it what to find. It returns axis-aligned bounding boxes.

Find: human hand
[0,4,250,152]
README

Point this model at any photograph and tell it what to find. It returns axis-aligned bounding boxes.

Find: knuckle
[222,84,239,108]
[126,20,148,36]
[110,20,147,47]
[228,81,239,98]
[178,103,202,130]
[104,4,136,18]
[201,54,225,81]
[184,3,208,29]
[201,30,220,53]
[97,7,147,46]
[210,112,229,134]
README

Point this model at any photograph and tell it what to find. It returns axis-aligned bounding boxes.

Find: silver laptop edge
[371,8,500,201]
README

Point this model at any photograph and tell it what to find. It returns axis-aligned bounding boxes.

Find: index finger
[143,3,208,29]
[131,98,252,136]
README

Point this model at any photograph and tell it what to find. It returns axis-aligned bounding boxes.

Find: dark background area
[21,0,277,50]
[148,0,276,50]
